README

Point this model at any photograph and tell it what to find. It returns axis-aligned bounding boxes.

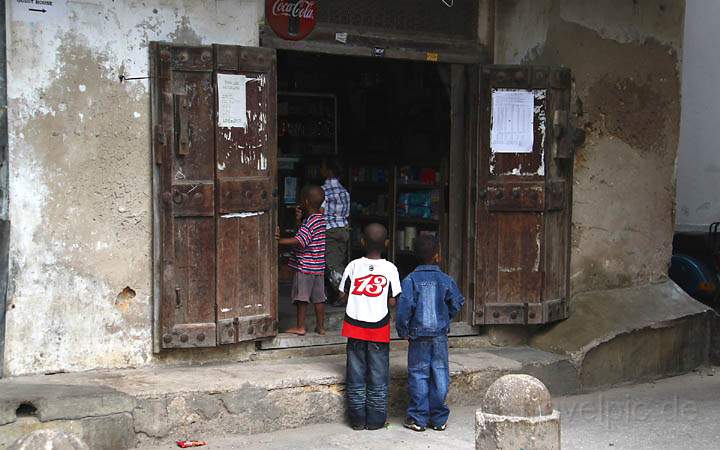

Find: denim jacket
[396,265,465,339]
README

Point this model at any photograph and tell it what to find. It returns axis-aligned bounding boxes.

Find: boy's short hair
[302,185,325,209]
[363,223,387,253]
[414,235,439,264]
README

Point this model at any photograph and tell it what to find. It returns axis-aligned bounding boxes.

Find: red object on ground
[266,0,317,41]
[176,441,207,448]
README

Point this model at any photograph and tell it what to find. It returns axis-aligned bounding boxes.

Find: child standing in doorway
[396,235,465,432]
[276,185,327,335]
[320,158,351,306]
[340,223,401,430]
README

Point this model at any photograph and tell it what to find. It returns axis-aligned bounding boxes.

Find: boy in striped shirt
[276,185,327,335]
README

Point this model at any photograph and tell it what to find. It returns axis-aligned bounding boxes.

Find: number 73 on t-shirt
[351,274,388,297]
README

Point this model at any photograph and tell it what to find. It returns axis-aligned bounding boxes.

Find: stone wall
[494,0,685,294]
[4,0,263,376]
[675,0,720,232]
[3,0,688,376]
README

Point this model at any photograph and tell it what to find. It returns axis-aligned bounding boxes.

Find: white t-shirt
[340,257,402,324]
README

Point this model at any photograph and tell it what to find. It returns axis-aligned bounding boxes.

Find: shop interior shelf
[397,183,442,190]
[397,217,440,226]
[352,215,389,222]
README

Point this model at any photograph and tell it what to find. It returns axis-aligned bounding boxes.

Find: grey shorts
[291,272,326,304]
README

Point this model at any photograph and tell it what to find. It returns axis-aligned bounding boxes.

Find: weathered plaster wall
[675,0,720,232]
[4,0,263,376]
[495,0,684,294]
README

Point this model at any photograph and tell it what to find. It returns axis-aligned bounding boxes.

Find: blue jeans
[407,335,450,427]
[346,338,390,428]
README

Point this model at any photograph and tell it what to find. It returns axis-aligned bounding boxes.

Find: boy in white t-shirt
[340,223,401,430]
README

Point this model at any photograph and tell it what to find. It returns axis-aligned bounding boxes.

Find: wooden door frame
[150,42,163,353]
[150,43,279,353]
[260,24,486,64]
[261,32,489,330]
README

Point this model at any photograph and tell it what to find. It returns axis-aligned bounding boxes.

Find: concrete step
[2,282,712,449]
[531,280,715,391]
[0,346,578,449]
[0,384,136,449]
[260,322,482,350]
[277,307,347,333]
[253,334,494,361]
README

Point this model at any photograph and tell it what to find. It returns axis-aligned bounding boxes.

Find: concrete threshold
[0,346,577,449]
[261,322,481,350]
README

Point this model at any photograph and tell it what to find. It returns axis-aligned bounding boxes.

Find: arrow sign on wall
[12,0,67,24]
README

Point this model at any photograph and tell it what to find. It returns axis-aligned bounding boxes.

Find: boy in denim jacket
[396,235,465,432]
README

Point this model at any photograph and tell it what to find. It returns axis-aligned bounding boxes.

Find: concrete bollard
[475,374,561,450]
[9,429,90,450]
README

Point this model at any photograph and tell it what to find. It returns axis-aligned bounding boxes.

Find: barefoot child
[396,235,465,432]
[340,223,401,430]
[276,185,327,335]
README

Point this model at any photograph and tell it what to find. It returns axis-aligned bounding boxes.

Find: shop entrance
[274,50,461,339]
[150,42,575,352]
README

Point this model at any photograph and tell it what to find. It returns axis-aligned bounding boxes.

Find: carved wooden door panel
[472,65,574,326]
[151,43,278,350]
[153,44,218,348]
[213,45,278,344]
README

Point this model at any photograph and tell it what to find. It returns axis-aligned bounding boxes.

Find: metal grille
[316,0,478,40]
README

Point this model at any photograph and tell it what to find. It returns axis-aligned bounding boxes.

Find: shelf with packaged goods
[396,183,443,191]
[352,214,390,223]
[278,91,337,156]
[396,217,440,226]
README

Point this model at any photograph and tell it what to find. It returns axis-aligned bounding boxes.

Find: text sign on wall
[490,89,535,153]
[11,0,67,23]
[217,74,248,129]
[266,0,317,41]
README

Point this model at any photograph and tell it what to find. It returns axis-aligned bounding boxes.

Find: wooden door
[151,43,278,350]
[213,45,278,344]
[472,65,574,326]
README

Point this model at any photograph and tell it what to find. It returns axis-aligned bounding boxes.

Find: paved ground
[146,367,720,450]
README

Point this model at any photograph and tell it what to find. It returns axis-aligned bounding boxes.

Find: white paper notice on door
[217,73,248,128]
[490,89,534,153]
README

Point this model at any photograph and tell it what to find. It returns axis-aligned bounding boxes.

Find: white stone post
[475,374,561,450]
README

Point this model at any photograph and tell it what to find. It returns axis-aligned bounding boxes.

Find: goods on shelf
[397,229,438,252]
[350,194,387,217]
[397,166,439,185]
[351,166,390,184]
[397,190,440,220]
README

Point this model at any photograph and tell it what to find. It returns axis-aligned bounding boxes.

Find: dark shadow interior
[276,50,451,335]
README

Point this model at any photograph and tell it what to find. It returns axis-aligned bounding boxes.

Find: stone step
[1,282,711,449]
[277,306,346,332]
[253,334,493,361]
[0,346,579,449]
[258,322,482,351]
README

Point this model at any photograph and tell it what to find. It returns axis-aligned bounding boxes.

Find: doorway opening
[275,50,453,340]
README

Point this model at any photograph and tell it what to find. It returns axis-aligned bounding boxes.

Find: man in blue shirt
[396,235,465,432]
[321,159,350,305]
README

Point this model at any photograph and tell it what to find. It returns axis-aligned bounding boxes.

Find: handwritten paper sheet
[490,89,534,153]
[217,73,248,128]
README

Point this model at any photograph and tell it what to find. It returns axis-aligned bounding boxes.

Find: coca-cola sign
[266,0,317,41]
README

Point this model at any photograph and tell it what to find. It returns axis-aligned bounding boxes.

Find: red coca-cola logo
[266,0,317,41]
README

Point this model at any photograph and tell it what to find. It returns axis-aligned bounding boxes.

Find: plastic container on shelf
[404,226,417,250]
[397,230,406,251]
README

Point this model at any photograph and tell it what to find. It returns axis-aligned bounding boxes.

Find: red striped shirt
[289,213,326,275]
